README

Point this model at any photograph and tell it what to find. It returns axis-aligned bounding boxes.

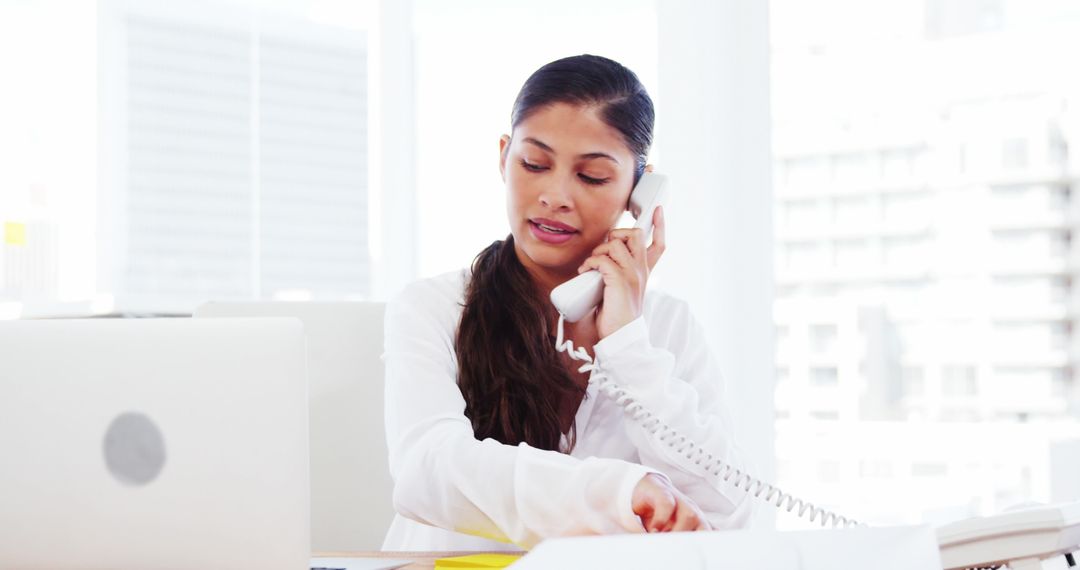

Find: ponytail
[455,235,584,451]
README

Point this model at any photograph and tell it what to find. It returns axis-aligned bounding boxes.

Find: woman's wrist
[593,315,649,358]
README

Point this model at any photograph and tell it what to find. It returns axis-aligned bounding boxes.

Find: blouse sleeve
[382,280,659,549]
[589,297,756,530]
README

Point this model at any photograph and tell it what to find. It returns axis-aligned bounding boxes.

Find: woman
[382,54,753,551]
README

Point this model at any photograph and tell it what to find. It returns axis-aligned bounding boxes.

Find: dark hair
[454,55,655,452]
[511,54,654,184]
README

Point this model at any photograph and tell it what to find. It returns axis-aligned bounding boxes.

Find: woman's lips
[528,220,576,244]
[531,218,578,232]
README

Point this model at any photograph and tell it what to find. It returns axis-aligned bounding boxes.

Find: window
[832,196,875,225]
[785,241,827,272]
[817,459,842,482]
[911,462,948,478]
[772,0,1080,530]
[833,238,873,268]
[880,148,915,181]
[833,153,874,184]
[925,0,1004,38]
[942,365,978,397]
[809,324,839,352]
[902,366,925,396]
[882,235,928,268]
[126,13,371,309]
[881,192,929,224]
[1002,137,1029,170]
[783,199,825,227]
[786,156,831,187]
[991,229,1069,261]
[0,0,379,315]
[810,366,839,386]
[1051,367,1072,398]
[1048,185,1069,211]
[860,459,894,478]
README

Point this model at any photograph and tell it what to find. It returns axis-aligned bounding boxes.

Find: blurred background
[3,0,1079,530]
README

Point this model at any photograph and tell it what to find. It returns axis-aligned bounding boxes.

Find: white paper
[512,525,942,570]
[309,556,413,570]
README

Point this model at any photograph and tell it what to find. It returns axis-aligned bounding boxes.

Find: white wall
[407,0,659,280]
[655,0,776,528]
[370,0,418,300]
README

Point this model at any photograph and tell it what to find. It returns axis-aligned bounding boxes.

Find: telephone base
[936,502,1080,570]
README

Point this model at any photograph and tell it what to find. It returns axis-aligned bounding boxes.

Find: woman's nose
[538,180,573,210]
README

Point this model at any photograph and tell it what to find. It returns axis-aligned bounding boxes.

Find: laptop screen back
[0,318,309,569]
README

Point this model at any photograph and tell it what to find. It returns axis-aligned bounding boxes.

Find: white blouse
[381,268,754,551]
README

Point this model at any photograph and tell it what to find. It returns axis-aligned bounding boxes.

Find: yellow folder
[433,553,522,569]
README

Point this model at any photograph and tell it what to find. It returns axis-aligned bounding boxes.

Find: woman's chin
[521,249,579,274]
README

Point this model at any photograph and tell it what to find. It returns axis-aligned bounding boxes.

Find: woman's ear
[498,135,511,182]
[645,163,655,174]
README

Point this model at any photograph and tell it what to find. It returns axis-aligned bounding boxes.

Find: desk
[315,551,526,569]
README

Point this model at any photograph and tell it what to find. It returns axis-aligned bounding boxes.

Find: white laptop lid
[0,318,309,570]
[194,302,390,552]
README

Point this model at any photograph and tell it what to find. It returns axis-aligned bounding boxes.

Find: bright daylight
[2,1,1079,569]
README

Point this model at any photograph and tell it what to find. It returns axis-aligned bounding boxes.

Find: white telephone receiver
[549,172,1080,570]
[550,172,669,323]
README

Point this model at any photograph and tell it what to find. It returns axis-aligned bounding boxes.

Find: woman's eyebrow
[579,152,619,164]
[522,137,620,164]
[522,137,555,153]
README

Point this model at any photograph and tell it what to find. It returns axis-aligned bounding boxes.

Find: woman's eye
[578,173,609,186]
[520,159,547,172]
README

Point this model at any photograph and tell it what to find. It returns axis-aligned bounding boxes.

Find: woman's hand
[631,473,712,533]
[577,205,666,340]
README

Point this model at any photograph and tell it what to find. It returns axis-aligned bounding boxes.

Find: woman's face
[500,102,638,283]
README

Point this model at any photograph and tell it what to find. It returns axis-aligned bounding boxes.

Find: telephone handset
[549,172,1080,570]
[550,172,669,323]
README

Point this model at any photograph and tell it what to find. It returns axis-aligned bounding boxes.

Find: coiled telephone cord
[555,314,861,529]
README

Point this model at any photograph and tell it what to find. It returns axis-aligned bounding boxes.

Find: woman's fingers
[647,490,677,533]
[632,474,675,532]
[602,238,636,270]
[607,227,647,260]
[581,240,636,275]
[578,253,621,276]
[631,473,712,533]
[606,207,666,272]
[671,495,711,532]
[646,206,666,272]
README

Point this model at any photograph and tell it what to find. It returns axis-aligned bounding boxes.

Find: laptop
[193,302,392,552]
[0,318,309,569]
